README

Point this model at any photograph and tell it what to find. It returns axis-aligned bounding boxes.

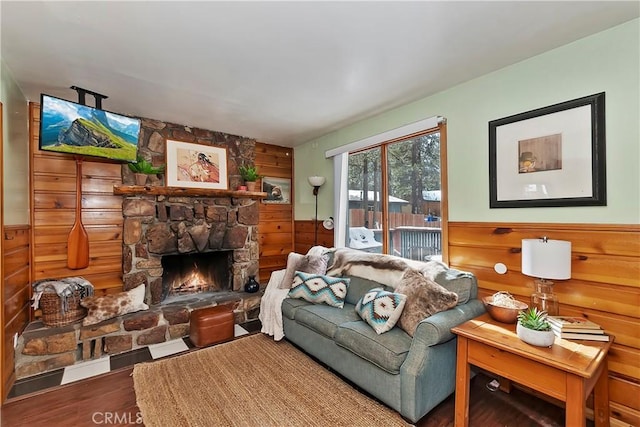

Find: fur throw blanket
[326,247,450,290]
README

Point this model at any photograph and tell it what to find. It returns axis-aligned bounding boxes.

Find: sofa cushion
[344,276,391,306]
[279,252,329,289]
[288,272,349,308]
[294,303,361,339]
[395,268,459,336]
[355,288,407,334]
[334,320,411,374]
[281,297,311,320]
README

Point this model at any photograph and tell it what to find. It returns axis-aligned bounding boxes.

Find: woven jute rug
[133,333,411,427]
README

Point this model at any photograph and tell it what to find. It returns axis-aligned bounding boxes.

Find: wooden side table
[452,313,612,427]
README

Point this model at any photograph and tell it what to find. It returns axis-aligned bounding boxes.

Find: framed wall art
[489,92,606,208]
[166,140,228,190]
[262,176,291,204]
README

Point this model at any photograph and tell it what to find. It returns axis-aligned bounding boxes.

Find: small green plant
[128,155,165,175]
[238,164,260,182]
[517,307,551,331]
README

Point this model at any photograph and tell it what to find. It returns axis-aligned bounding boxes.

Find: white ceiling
[1,1,638,147]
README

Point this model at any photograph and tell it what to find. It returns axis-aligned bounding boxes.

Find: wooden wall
[256,143,294,284]
[448,221,640,426]
[29,103,124,297]
[293,220,335,255]
[2,226,30,401]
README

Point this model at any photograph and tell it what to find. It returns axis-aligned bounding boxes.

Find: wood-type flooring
[1,366,594,427]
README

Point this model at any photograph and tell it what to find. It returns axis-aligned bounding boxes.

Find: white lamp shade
[521,239,571,280]
[308,176,326,187]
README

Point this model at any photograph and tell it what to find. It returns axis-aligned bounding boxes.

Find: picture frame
[165,140,228,190]
[489,92,606,208]
[261,176,291,204]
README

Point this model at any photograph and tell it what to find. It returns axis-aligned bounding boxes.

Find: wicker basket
[39,290,87,327]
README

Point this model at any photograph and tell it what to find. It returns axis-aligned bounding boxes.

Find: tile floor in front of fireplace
[7,320,259,400]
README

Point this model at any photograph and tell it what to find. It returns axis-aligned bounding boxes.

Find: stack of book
[547,316,610,341]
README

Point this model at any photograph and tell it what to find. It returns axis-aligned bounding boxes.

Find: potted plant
[128,155,165,185]
[516,307,555,347]
[238,164,260,191]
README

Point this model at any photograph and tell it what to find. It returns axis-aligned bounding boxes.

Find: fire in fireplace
[161,251,232,301]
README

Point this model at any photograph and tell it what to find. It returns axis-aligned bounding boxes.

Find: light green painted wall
[1,58,30,225]
[295,19,640,225]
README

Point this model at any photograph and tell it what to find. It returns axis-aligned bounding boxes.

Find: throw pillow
[355,288,407,334]
[288,272,350,308]
[278,252,329,289]
[395,268,458,336]
[81,284,149,326]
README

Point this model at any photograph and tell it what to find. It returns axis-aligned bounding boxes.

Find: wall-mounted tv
[39,94,141,162]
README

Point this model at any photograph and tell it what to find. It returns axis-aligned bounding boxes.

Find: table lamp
[521,237,571,316]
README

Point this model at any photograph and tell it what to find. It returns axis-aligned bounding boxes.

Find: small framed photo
[166,140,228,190]
[489,92,606,208]
[262,176,291,204]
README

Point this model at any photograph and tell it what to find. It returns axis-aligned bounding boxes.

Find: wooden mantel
[113,185,267,199]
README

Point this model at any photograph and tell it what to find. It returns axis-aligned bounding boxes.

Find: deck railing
[367,226,442,261]
[392,226,442,260]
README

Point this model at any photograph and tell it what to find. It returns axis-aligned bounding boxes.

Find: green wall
[295,19,639,225]
[1,58,30,225]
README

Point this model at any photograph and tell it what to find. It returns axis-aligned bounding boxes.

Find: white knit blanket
[259,269,288,341]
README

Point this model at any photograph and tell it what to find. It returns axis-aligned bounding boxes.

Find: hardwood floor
[1,367,139,427]
[1,366,589,427]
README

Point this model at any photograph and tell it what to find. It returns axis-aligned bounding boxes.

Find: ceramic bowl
[482,296,528,324]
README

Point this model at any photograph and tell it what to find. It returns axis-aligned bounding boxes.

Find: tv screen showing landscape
[39,94,141,162]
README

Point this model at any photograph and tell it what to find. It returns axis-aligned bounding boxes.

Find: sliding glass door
[346,127,444,262]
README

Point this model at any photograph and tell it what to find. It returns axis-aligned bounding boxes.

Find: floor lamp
[308,176,326,246]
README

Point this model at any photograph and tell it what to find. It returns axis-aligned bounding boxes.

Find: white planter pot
[516,322,555,347]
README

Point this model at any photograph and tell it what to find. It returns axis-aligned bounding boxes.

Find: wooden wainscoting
[2,225,31,402]
[293,220,335,255]
[256,143,294,284]
[29,103,124,297]
[448,222,640,426]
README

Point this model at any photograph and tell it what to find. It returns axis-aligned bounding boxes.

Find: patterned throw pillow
[288,272,350,308]
[355,288,407,334]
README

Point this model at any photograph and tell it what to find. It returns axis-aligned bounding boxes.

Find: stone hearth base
[16,290,263,379]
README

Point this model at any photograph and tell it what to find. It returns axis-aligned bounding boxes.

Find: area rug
[133,333,411,427]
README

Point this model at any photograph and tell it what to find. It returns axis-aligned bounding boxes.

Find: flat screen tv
[39,94,141,162]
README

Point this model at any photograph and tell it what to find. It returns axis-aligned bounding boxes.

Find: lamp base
[530,279,559,315]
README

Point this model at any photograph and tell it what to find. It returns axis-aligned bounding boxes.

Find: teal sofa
[281,251,485,423]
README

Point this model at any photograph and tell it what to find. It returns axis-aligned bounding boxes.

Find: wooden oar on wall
[67,157,89,269]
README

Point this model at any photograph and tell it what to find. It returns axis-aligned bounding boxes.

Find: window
[342,122,446,262]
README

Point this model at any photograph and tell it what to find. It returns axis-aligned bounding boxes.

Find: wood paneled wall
[448,221,640,426]
[293,220,335,255]
[2,226,30,401]
[256,143,294,284]
[29,104,124,296]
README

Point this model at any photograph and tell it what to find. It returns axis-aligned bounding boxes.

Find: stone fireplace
[121,194,260,306]
[15,120,269,380]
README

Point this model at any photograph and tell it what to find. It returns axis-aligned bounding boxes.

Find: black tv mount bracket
[70,85,108,109]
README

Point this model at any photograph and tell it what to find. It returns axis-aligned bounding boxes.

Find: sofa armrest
[410,299,486,348]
